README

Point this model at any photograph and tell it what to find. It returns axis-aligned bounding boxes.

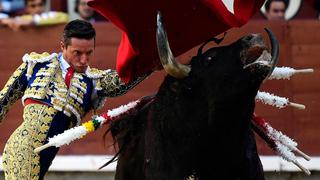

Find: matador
[0,19,146,179]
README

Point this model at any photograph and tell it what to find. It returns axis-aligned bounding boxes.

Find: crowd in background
[262,0,320,20]
[265,0,289,20]
[1,0,320,31]
[0,0,106,31]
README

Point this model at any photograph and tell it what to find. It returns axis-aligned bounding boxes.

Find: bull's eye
[202,55,215,66]
[201,51,216,66]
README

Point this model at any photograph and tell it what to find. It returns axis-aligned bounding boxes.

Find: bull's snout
[241,34,268,67]
[243,29,279,80]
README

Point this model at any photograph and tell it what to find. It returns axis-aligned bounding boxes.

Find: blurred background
[1,0,320,179]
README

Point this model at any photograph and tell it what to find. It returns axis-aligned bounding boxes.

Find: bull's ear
[197,32,226,56]
[156,11,191,79]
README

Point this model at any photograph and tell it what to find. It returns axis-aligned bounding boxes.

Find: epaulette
[85,67,111,90]
[85,67,111,79]
[22,52,58,79]
[22,52,58,64]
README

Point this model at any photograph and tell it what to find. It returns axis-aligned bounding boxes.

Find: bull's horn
[156,11,191,79]
[265,28,279,78]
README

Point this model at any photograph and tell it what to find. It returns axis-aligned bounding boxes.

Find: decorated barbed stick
[265,124,311,161]
[276,142,311,175]
[251,118,277,149]
[256,91,305,110]
[251,119,310,175]
[252,114,310,161]
[252,114,311,175]
[34,100,142,153]
[269,67,314,80]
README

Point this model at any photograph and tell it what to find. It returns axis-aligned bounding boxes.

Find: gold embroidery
[31,76,50,86]
[35,66,56,76]
[52,98,64,110]
[2,104,57,180]
[99,69,146,97]
[95,79,102,90]
[59,73,89,124]
[24,87,47,101]
[70,87,84,98]
[22,52,58,79]
[51,67,68,112]
[65,93,85,124]
[24,52,52,61]
[71,77,87,91]
[63,108,72,117]
[85,67,108,79]
[0,63,27,122]
[23,58,60,103]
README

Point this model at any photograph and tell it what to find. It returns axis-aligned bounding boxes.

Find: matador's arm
[0,63,28,122]
[98,69,147,97]
[86,68,148,110]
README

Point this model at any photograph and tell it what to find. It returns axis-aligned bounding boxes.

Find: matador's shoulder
[22,52,58,64]
[22,52,59,79]
[84,67,114,92]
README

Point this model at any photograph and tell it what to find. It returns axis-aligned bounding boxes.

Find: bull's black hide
[107,34,272,180]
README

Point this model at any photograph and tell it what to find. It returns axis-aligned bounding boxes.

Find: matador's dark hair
[62,19,96,47]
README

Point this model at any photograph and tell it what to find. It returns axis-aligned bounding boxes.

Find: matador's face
[60,38,94,73]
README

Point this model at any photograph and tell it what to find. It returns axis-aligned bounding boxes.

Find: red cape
[88,0,265,83]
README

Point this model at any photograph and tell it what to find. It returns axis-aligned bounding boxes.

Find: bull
[105,13,279,180]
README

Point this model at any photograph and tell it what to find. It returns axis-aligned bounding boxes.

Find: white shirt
[58,53,71,80]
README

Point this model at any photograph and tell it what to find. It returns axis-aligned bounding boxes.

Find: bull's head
[157,8,279,152]
[156,12,279,82]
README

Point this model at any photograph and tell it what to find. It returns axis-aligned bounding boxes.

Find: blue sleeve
[0,63,28,122]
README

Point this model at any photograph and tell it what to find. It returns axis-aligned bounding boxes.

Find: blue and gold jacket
[0,52,145,125]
